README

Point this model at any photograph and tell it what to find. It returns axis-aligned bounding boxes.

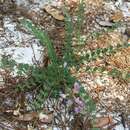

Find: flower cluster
[72,82,80,94]
[73,82,85,113]
[59,82,85,114]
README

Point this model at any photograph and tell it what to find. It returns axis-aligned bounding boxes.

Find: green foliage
[22,20,57,65]
[81,43,127,63]
[0,55,33,75]
[63,6,75,66]
[0,55,16,71]
[17,63,33,75]
[63,0,85,67]
[20,18,78,109]
[80,86,96,113]
[76,0,85,43]
[86,66,130,82]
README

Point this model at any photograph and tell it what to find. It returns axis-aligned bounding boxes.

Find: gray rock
[96,19,113,27]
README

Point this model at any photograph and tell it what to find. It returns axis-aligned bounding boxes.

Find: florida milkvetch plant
[20,0,96,115]
[19,0,129,114]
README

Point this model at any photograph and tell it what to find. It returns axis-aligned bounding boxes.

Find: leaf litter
[0,0,130,130]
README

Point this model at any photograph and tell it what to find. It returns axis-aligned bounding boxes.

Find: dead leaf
[89,32,125,49]
[107,47,130,70]
[39,112,53,123]
[92,96,100,103]
[92,85,105,94]
[110,11,124,22]
[44,5,64,21]
[28,126,34,130]
[13,107,21,116]
[65,0,78,8]
[85,0,103,7]
[93,116,112,128]
[16,112,38,121]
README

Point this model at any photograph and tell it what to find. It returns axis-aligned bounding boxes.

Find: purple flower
[74,97,85,107]
[74,98,85,113]
[74,106,82,113]
[73,82,80,94]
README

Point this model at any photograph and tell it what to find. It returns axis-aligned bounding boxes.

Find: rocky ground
[0,0,130,130]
